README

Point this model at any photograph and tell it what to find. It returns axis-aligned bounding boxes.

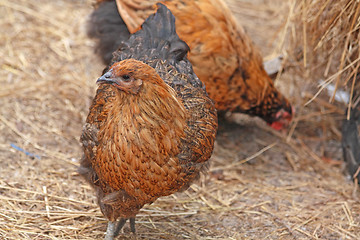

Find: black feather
[87,1,130,64]
[140,3,190,62]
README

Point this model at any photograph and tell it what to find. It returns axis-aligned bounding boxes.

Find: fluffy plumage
[80,4,217,239]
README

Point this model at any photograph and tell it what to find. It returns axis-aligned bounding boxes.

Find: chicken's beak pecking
[268,107,294,131]
[96,70,115,84]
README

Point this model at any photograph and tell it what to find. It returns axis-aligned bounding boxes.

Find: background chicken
[88,0,293,130]
[342,72,360,184]
[342,104,360,184]
[80,4,217,239]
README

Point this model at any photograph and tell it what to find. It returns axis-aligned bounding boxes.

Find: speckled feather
[80,4,217,221]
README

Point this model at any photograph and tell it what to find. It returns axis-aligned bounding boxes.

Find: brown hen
[88,0,293,130]
[80,4,217,239]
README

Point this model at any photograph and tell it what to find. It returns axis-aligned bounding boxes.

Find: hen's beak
[97,70,115,84]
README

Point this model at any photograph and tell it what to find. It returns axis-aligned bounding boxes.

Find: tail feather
[141,3,190,62]
[113,3,190,64]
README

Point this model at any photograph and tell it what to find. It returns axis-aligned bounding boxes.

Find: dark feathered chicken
[80,4,217,239]
[342,104,360,184]
[87,0,293,130]
[342,72,360,184]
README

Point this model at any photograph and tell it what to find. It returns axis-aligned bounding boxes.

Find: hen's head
[247,91,293,131]
[97,59,166,95]
[97,59,186,118]
[264,96,293,131]
[267,105,293,131]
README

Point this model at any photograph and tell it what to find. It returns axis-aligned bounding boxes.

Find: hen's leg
[104,221,116,240]
[113,218,127,237]
[107,217,136,238]
[129,217,136,233]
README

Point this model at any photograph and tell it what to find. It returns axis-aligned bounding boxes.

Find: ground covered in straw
[0,0,359,239]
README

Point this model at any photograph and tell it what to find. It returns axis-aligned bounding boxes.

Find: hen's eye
[122,75,130,81]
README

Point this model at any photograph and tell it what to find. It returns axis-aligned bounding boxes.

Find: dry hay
[283,0,360,110]
[0,0,359,239]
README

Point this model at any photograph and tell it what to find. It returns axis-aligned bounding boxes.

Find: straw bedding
[0,0,359,239]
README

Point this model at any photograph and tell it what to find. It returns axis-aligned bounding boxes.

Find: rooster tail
[140,3,190,62]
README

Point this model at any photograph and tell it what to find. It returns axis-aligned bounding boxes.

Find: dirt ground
[0,0,359,239]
